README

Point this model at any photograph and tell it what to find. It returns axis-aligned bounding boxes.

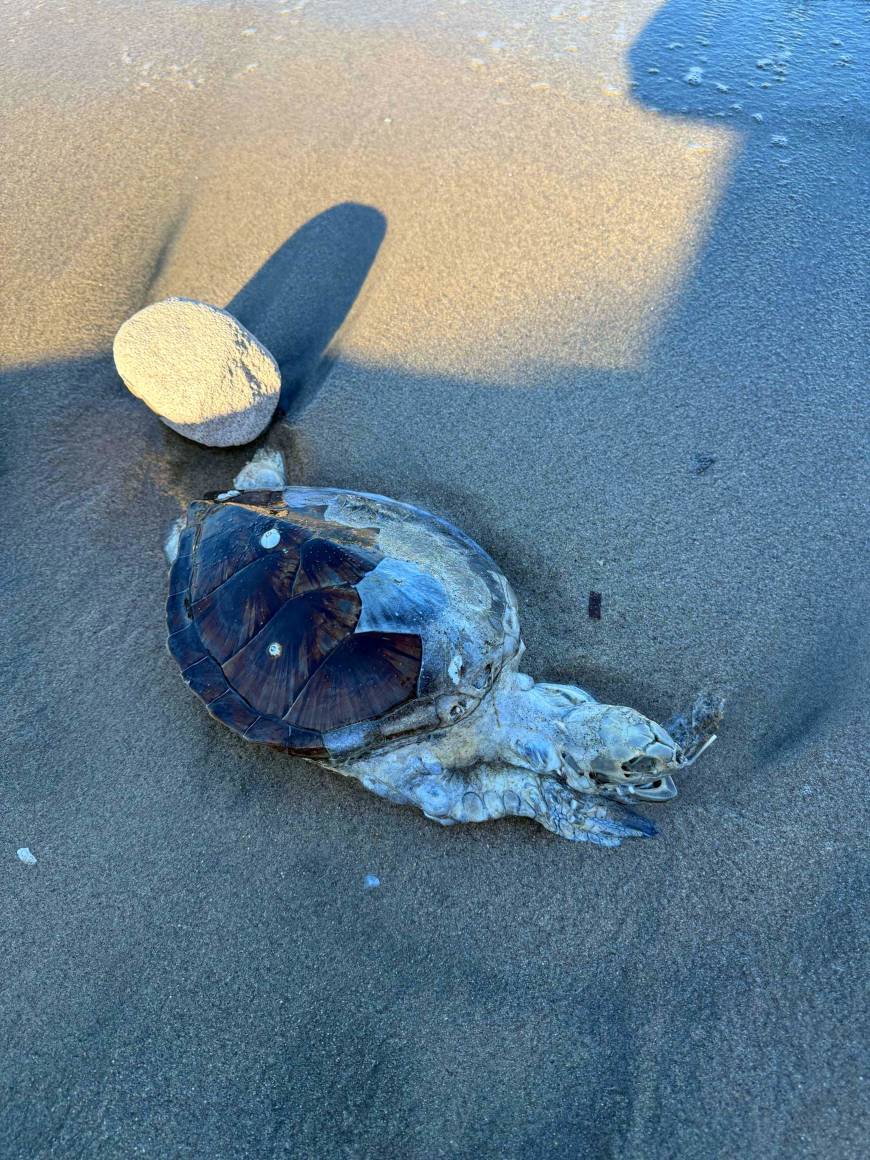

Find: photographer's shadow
[628,1,868,760]
[629,1,866,389]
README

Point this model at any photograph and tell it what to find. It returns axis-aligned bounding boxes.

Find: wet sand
[2,2,868,1157]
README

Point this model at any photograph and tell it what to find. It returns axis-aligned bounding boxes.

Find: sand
[2,2,868,1157]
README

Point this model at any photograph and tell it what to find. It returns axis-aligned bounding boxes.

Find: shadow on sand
[227,202,386,416]
[626,0,869,766]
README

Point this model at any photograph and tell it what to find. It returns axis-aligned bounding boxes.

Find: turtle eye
[621,755,659,777]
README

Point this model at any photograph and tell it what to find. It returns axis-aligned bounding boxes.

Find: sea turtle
[166,451,721,845]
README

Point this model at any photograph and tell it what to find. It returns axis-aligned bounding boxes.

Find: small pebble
[17,847,37,865]
[113,298,281,447]
[363,874,381,890]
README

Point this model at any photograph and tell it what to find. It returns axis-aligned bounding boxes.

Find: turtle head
[585,704,681,776]
[491,674,686,801]
[561,700,719,801]
[572,704,683,799]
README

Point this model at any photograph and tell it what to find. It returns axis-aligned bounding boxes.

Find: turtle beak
[631,774,678,802]
[622,724,717,802]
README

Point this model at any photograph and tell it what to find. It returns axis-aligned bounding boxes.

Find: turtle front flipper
[433,769,656,845]
[533,778,657,844]
[338,750,655,846]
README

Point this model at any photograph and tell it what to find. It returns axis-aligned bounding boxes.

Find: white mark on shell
[448,655,463,685]
[216,489,240,501]
[17,847,37,865]
[260,528,280,548]
[267,642,283,657]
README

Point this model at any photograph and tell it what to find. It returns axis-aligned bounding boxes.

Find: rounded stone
[113,297,281,447]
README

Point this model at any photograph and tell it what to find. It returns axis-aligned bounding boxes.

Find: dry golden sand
[3,0,733,376]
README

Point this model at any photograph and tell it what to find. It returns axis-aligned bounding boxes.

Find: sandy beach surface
[2,2,868,1156]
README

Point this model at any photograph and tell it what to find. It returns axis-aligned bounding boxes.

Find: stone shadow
[226,201,386,416]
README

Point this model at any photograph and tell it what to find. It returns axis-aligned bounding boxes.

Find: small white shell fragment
[113,298,281,447]
[363,874,381,889]
[267,642,283,657]
[163,516,184,564]
[260,528,281,549]
[216,489,240,501]
[233,448,287,491]
[17,847,37,865]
